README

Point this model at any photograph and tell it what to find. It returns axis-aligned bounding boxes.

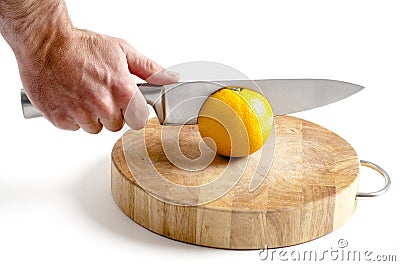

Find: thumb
[120,40,179,85]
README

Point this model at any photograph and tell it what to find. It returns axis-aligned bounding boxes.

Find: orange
[198,87,273,157]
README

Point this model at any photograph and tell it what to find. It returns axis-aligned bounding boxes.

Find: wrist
[1,0,74,62]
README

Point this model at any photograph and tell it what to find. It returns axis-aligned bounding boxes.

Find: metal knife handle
[20,84,163,119]
[21,89,42,118]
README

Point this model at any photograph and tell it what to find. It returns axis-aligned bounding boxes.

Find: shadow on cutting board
[75,155,212,252]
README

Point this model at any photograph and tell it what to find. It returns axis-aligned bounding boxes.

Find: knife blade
[138,78,363,125]
[20,79,363,124]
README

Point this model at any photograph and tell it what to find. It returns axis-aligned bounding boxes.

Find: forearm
[0,0,73,60]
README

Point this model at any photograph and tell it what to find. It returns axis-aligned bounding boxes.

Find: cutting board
[111,116,360,249]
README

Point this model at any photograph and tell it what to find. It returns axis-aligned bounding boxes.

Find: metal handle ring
[356,160,391,199]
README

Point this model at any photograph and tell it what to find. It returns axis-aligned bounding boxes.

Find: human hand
[20,29,178,133]
[1,0,179,133]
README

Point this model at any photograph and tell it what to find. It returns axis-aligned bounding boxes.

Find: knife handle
[21,89,41,119]
[20,84,163,119]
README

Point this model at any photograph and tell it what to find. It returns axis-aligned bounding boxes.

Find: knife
[20,79,363,124]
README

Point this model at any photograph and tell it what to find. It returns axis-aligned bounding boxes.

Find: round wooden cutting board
[111,116,360,249]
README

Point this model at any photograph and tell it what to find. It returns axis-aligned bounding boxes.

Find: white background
[0,0,399,265]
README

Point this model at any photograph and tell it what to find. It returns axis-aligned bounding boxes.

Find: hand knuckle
[51,115,76,131]
[143,58,159,74]
[106,121,124,132]
[72,107,91,124]
[83,123,103,134]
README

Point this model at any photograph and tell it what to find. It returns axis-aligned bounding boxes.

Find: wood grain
[111,116,360,249]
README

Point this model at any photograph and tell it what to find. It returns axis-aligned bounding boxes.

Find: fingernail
[125,90,149,130]
[146,69,180,85]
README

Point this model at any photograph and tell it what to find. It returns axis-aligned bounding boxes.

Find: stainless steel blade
[20,79,363,123]
[253,79,364,115]
[139,79,364,125]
